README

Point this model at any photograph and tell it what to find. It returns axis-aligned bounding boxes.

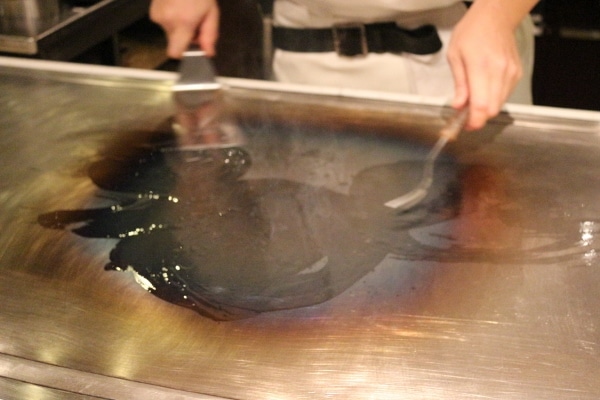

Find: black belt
[272,23,442,57]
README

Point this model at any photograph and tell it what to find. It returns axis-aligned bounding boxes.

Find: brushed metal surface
[0,0,60,36]
[1,59,600,399]
[0,0,150,57]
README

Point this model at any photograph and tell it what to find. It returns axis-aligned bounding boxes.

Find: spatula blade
[171,47,245,150]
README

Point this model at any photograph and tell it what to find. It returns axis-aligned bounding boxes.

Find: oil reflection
[399,164,600,268]
[580,221,598,266]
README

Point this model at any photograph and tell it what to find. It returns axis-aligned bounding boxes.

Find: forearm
[467,0,539,31]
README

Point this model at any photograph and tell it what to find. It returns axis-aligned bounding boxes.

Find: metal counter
[1,57,600,399]
[0,0,150,59]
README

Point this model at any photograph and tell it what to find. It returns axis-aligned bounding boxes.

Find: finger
[486,59,506,118]
[488,49,523,120]
[499,51,523,112]
[447,50,469,109]
[167,26,196,59]
[199,6,220,57]
[464,61,490,131]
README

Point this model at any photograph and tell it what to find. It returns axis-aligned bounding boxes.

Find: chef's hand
[447,2,526,130]
[150,0,220,58]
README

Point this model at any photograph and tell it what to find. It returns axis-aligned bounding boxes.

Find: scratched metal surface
[1,59,600,399]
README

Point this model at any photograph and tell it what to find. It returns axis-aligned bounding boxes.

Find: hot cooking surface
[1,59,599,399]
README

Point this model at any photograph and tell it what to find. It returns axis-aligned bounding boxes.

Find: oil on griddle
[37,121,597,321]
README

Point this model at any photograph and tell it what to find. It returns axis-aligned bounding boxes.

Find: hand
[447,2,524,130]
[150,0,220,58]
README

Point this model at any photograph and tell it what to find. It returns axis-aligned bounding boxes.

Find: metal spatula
[171,46,245,150]
[384,107,468,210]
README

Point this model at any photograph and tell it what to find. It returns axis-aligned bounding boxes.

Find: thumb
[198,6,220,57]
[167,27,196,59]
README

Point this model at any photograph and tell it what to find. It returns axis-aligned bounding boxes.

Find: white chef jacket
[271,0,534,104]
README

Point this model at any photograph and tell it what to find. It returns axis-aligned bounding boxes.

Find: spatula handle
[439,108,468,141]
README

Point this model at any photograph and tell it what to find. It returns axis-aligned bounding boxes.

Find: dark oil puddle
[38,124,597,321]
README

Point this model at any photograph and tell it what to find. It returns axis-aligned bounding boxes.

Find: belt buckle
[332,23,368,57]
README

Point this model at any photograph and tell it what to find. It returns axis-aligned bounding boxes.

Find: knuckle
[470,100,488,113]
[489,56,509,72]
[513,63,524,80]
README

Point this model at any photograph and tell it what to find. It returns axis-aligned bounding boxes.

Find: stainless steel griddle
[1,57,599,399]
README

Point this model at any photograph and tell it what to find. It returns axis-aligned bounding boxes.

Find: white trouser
[271,3,534,104]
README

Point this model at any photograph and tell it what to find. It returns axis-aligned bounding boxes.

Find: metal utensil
[384,107,468,210]
[171,46,245,150]
[173,46,221,94]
